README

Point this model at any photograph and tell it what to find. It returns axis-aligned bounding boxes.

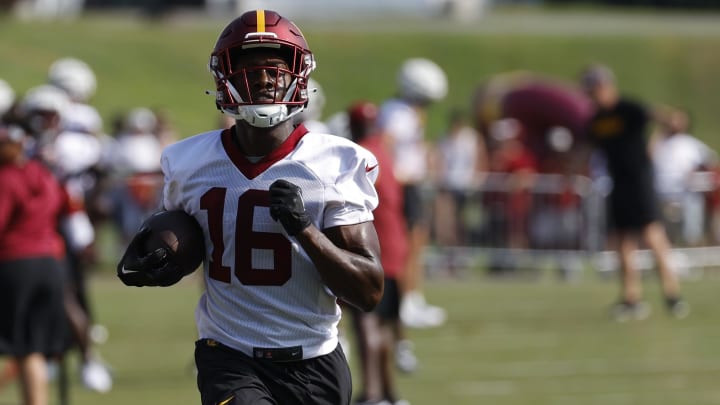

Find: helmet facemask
[210,39,315,128]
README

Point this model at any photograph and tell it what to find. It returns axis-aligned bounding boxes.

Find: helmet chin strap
[238,104,288,128]
[236,104,305,128]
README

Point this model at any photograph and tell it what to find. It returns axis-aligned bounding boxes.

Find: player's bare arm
[298,222,384,312]
[269,178,384,311]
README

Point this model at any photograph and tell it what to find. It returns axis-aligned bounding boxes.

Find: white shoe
[81,359,113,393]
[394,340,418,374]
[400,292,447,328]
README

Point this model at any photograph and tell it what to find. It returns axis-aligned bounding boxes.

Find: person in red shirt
[347,101,411,405]
[0,120,68,405]
[487,118,537,269]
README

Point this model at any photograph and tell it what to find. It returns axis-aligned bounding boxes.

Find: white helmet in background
[124,107,158,134]
[20,85,71,135]
[397,58,448,104]
[0,79,15,116]
[48,57,97,102]
[20,84,70,116]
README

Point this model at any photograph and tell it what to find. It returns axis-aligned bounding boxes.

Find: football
[141,210,206,275]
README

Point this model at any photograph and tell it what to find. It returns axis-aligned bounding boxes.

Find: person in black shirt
[581,64,689,321]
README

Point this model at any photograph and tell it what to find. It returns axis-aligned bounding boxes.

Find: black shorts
[402,183,426,229]
[374,278,400,321]
[194,339,352,405]
[0,257,67,357]
[608,184,660,231]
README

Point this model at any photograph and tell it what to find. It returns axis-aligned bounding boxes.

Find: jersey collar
[222,124,309,179]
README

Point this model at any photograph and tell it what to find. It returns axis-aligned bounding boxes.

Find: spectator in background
[0,80,18,390]
[651,105,718,246]
[487,119,537,232]
[580,63,690,321]
[110,107,164,245]
[484,118,537,274]
[0,120,68,405]
[377,57,448,329]
[471,73,593,278]
[18,84,113,393]
[431,107,487,272]
[347,100,411,405]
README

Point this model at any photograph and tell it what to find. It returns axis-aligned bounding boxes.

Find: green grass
[2,271,720,405]
[1,9,720,150]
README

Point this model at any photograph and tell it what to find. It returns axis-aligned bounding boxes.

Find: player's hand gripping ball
[117,210,205,287]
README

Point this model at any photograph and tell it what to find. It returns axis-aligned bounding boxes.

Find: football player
[0,118,68,405]
[346,100,411,405]
[47,57,103,137]
[117,9,384,405]
[376,58,448,330]
[18,84,113,393]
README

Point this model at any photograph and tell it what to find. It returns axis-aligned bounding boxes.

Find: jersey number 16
[200,187,292,286]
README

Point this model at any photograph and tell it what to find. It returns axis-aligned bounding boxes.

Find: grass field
[2,269,720,405]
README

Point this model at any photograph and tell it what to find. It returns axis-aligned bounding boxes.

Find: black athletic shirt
[587,97,659,229]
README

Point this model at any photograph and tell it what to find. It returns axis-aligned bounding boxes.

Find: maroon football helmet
[208,10,316,127]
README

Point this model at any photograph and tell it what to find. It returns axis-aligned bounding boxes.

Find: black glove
[269,179,312,236]
[116,228,187,287]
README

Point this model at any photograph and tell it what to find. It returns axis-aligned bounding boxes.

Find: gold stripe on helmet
[256,9,265,32]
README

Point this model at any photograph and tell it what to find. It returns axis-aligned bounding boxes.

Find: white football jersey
[64,102,103,135]
[51,130,103,177]
[160,125,379,359]
[653,133,717,195]
[377,98,427,183]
